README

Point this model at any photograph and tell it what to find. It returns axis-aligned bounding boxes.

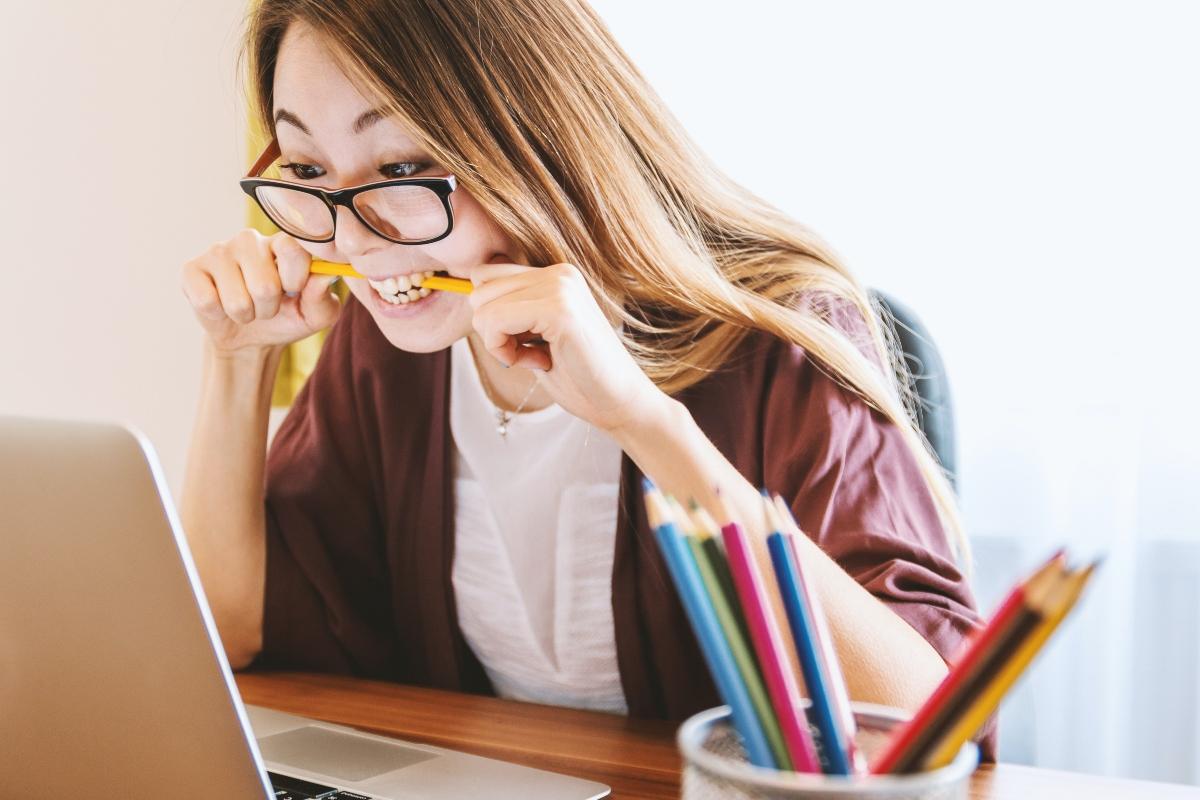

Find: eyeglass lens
[253,184,448,243]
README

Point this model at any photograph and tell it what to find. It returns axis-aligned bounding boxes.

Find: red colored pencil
[870,550,1066,774]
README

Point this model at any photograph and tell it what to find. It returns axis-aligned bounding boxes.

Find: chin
[369,303,472,352]
[375,325,463,353]
[351,286,470,354]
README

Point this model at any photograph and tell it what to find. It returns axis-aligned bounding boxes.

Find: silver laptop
[0,416,610,800]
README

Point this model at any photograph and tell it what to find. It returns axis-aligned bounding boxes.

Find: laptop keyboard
[269,770,374,800]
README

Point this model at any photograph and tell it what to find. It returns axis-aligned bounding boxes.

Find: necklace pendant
[496,410,510,439]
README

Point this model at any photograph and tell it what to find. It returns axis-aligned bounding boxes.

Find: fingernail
[285,291,299,298]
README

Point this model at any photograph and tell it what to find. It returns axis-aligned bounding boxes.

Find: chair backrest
[869,290,958,491]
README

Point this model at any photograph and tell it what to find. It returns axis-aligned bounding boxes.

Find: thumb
[297,274,342,331]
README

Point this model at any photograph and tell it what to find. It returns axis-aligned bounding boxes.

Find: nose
[332,205,384,259]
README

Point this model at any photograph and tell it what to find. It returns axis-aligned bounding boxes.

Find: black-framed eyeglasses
[239,138,457,245]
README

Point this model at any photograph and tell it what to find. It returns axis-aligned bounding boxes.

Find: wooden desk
[236,671,1200,800]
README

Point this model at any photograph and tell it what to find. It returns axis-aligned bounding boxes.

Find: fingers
[231,232,283,320]
[467,262,539,308]
[183,230,311,326]
[296,273,342,331]
[271,232,312,295]
[510,341,552,371]
[470,265,586,370]
[473,291,553,368]
[208,252,257,325]
[181,260,224,321]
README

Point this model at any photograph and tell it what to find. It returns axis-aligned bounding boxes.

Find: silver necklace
[469,343,540,439]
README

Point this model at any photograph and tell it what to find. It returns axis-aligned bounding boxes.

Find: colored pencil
[871,551,1068,774]
[721,513,822,772]
[678,502,792,770]
[308,260,362,279]
[420,274,474,294]
[687,504,758,672]
[768,528,852,774]
[310,260,474,294]
[642,481,777,768]
[921,559,1099,769]
[769,495,866,774]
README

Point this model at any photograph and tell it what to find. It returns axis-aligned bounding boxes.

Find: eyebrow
[273,107,389,136]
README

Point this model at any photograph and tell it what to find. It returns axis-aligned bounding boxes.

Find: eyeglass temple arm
[246,138,281,179]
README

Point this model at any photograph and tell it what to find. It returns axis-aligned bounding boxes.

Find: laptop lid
[0,416,273,798]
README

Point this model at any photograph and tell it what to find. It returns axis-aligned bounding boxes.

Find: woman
[181,0,994,759]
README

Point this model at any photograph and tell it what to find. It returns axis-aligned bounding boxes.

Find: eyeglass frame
[238,137,458,246]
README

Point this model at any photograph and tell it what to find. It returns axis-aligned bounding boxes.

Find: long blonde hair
[244,0,969,565]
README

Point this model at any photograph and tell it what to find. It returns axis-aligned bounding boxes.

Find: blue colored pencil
[642,479,778,769]
[767,529,853,775]
[771,494,865,774]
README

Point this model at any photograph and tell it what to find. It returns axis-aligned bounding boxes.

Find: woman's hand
[468,261,670,435]
[182,229,341,356]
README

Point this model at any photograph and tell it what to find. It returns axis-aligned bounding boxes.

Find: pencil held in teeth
[309,260,473,293]
[420,274,473,294]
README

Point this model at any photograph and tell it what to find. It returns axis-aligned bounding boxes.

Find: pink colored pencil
[722,519,822,772]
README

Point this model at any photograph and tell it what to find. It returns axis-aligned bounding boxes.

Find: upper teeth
[368,271,437,304]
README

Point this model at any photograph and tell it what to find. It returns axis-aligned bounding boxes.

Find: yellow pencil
[421,275,474,294]
[309,260,474,294]
[921,560,1099,769]
[308,260,362,279]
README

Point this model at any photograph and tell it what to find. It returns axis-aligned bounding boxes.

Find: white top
[448,337,628,713]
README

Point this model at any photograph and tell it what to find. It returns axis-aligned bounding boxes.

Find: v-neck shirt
[447,336,627,713]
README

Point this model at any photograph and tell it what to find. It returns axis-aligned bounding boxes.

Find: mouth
[366,270,445,305]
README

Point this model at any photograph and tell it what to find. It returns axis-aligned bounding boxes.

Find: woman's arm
[179,229,341,668]
[610,398,950,712]
[180,343,281,668]
[464,260,953,712]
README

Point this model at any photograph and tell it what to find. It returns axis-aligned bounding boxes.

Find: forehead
[272,22,413,145]
[274,23,364,112]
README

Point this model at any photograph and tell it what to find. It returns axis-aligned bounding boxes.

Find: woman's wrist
[606,387,685,451]
[206,340,285,369]
[201,340,285,413]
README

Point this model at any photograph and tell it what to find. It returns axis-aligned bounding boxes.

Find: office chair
[870,290,958,492]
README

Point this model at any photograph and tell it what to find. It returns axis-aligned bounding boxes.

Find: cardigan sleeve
[758,328,998,761]
[250,307,395,676]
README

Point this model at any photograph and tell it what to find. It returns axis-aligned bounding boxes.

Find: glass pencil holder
[677,702,979,800]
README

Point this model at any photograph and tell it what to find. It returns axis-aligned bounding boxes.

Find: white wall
[0,0,249,491]
[586,0,1200,783]
[587,0,1200,539]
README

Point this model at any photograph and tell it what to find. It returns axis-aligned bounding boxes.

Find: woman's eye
[381,162,427,179]
[280,162,324,180]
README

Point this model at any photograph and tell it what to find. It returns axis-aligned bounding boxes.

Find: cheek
[438,191,520,263]
[344,278,371,306]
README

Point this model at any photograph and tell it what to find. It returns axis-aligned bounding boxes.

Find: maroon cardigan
[254,296,997,760]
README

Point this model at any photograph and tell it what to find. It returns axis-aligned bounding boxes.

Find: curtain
[962,403,1200,784]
